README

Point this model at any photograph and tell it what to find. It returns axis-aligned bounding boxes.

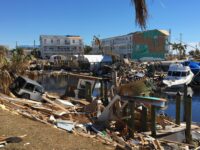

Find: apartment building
[40,35,84,58]
[92,33,134,58]
[92,29,170,60]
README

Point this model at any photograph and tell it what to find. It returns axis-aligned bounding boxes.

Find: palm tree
[131,0,148,29]
[169,42,187,58]
[93,36,104,54]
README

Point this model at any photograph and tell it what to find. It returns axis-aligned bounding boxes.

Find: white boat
[163,63,194,87]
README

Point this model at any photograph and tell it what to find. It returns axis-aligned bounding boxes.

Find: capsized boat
[163,63,194,87]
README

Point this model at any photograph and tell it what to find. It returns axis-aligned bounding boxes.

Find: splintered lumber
[69,98,90,106]
[0,93,41,105]
[154,140,163,150]
[42,94,70,112]
[17,110,52,126]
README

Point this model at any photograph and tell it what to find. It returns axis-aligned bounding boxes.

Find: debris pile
[0,92,197,149]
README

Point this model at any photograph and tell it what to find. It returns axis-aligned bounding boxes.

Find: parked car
[10,76,44,101]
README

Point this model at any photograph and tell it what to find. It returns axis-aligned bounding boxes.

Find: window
[73,40,75,43]
[172,71,181,77]
[44,39,47,44]
[65,40,70,45]
[168,71,172,76]
[35,86,43,93]
[57,39,60,44]
[181,72,187,77]
[51,39,53,44]
[24,83,35,92]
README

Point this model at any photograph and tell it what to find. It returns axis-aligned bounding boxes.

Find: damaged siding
[132,30,169,60]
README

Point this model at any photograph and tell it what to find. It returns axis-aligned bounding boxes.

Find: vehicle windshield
[172,71,181,77]
[168,71,172,76]
[181,72,187,77]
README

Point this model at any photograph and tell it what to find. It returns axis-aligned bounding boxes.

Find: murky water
[37,75,68,95]
[163,87,200,123]
[37,75,200,122]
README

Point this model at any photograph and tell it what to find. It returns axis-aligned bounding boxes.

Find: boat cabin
[167,64,191,77]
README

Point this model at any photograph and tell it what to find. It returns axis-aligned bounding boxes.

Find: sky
[0,0,200,50]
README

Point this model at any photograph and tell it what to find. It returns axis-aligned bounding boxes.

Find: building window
[65,40,68,45]
[57,39,60,44]
[44,39,47,44]
[51,39,53,44]
[73,40,75,43]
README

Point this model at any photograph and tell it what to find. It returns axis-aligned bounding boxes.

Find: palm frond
[131,0,148,29]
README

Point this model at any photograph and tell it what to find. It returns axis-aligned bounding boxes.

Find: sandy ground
[0,109,114,150]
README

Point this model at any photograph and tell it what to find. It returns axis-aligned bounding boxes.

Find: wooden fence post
[185,94,192,144]
[151,105,156,137]
[183,84,187,122]
[176,92,181,125]
[141,105,148,132]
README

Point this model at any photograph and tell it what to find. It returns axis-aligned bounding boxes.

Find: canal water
[37,75,200,123]
[163,87,200,123]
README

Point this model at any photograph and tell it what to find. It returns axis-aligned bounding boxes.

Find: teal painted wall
[132,30,168,60]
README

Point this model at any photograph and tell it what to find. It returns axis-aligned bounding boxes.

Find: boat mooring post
[176,92,181,125]
[185,94,192,144]
[103,80,109,106]
[129,101,135,138]
[141,105,148,132]
[100,80,105,105]
[183,84,187,122]
[151,105,157,137]
[85,82,92,101]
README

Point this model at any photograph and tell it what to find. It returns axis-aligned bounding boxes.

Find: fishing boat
[163,63,194,87]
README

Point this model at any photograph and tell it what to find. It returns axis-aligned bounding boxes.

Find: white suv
[10,76,44,101]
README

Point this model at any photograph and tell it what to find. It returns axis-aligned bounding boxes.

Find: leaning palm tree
[131,0,148,29]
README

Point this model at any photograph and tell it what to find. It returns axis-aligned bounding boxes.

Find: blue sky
[0,0,200,49]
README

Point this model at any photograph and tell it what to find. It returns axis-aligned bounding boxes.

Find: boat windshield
[172,71,181,77]
[168,71,172,76]
[181,72,187,77]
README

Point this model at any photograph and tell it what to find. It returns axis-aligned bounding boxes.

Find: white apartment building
[92,33,134,58]
[40,35,84,58]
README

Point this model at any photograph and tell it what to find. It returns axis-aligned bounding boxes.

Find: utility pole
[180,33,182,44]
[34,40,36,49]
[16,41,18,49]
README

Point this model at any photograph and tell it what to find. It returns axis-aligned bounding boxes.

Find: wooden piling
[129,101,135,138]
[151,105,156,137]
[85,82,92,101]
[103,80,109,106]
[185,94,192,144]
[100,80,105,105]
[183,84,187,122]
[141,105,148,132]
[176,92,181,125]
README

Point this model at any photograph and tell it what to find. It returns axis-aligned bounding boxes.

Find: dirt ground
[0,109,114,150]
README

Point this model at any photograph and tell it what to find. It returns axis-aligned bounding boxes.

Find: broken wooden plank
[42,94,70,112]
